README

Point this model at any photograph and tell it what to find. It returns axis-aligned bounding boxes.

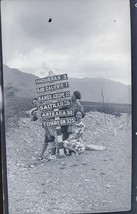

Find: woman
[63,110,105,154]
[63,110,86,154]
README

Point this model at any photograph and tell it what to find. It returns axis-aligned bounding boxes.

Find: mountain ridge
[3,64,131,104]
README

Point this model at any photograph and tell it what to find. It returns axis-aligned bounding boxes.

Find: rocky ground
[5,111,131,214]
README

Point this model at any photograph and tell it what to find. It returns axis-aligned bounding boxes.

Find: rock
[71,163,78,167]
[84,179,90,182]
[59,166,66,170]
[60,162,66,166]
[31,156,36,160]
[42,191,47,194]
[82,163,87,165]
[41,183,45,186]
[34,151,38,154]
[105,184,111,188]
[100,172,106,175]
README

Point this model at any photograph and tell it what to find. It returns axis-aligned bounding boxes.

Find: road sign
[41,109,74,119]
[35,74,68,85]
[38,91,71,102]
[39,99,71,111]
[34,72,72,155]
[36,82,69,93]
[42,117,75,127]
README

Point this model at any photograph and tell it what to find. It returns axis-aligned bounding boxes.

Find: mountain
[3,65,38,98]
[69,78,131,104]
[2,65,131,104]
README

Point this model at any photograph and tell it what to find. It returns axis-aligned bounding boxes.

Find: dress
[63,121,85,154]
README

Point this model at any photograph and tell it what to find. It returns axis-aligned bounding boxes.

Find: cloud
[1,0,131,84]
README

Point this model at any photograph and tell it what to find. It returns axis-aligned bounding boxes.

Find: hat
[73,91,81,99]
[31,108,38,116]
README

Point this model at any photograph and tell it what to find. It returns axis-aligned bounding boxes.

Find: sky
[1,0,131,84]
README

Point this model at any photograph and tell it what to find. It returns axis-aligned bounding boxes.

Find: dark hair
[73,91,81,99]
[74,109,85,118]
[45,135,55,142]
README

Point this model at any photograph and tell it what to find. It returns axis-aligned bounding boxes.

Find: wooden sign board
[38,91,71,102]
[36,82,69,94]
[42,117,75,127]
[35,73,73,154]
[35,74,68,85]
[39,99,71,111]
[41,109,74,119]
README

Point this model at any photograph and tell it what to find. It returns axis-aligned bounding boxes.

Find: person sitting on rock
[63,109,86,155]
[63,110,105,155]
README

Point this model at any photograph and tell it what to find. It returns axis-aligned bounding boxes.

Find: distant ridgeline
[34,73,75,128]
[80,101,131,116]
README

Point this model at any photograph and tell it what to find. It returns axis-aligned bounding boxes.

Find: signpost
[36,82,69,93]
[42,117,75,127]
[39,99,71,111]
[38,91,71,102]
[34,72,74,156]
[41,109,74,119]
[35,74,68,85]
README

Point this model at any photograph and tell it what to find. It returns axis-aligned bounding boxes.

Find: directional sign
[42,117,75,127]
[39,99,71,111]
[35,74,68,85]
[41,109,74,119]
[36,82,69,94]
[34,72,73,154]
[38,91,71,102]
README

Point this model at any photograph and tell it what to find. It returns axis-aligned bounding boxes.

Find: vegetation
[4,85,33,128]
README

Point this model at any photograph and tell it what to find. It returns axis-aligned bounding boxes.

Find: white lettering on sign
[38,91,71,102]
[35,74,68,85]
[42,117,75,127]
[41,109,74,119]
[36,82,69,93]
[39,99,71,111]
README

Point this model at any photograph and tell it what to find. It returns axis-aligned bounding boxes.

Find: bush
[4,85,33,128]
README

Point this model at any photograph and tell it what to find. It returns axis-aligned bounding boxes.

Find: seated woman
[63,110,105,155]
[63,110,86,155]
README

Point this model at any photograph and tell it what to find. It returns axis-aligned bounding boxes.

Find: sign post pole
[53,107,65,156]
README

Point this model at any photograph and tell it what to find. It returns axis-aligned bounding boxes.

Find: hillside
[3,65,131,104]
[3,65,37,98]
